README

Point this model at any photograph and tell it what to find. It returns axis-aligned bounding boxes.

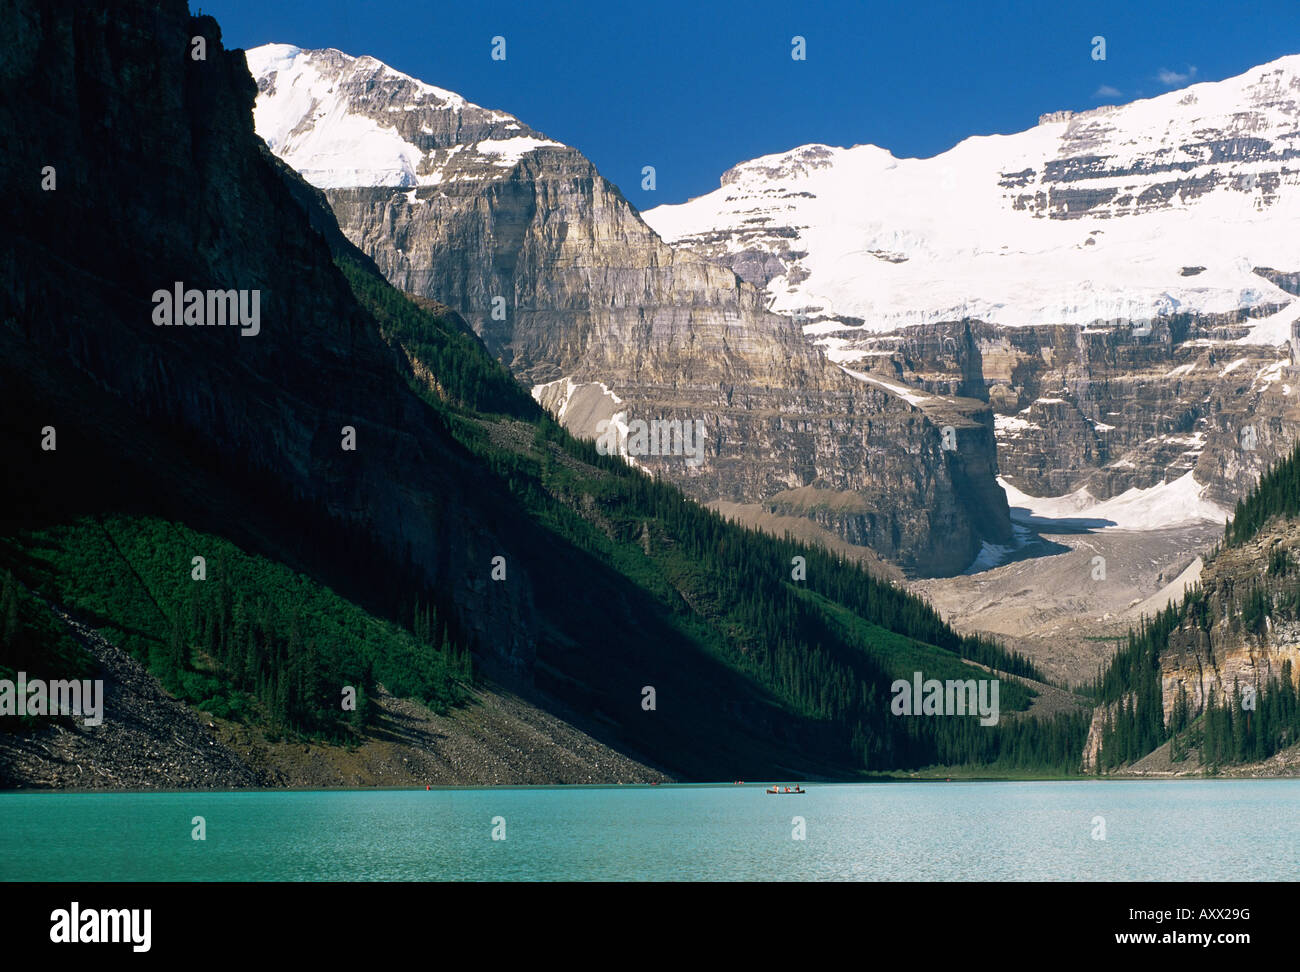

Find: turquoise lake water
[2,780,1297,881]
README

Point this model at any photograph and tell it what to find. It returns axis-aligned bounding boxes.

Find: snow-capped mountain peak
[244,43,561,189]
[643,53,1300,341]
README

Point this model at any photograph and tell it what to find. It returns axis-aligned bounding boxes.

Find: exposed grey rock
[843,314,1300,507]
[0,604,265,790]
[249,46,1014,576]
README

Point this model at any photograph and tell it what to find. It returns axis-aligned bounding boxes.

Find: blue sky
[200,0,1300,208]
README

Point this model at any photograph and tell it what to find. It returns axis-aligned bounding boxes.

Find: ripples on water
[1,780,1297,881]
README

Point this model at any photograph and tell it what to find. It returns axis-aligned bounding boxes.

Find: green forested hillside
[1,516,469,738]
[1091,606,1178,769]
[1226,440,1300,545]
[336,251,1088,773]
[0,244,1090,774]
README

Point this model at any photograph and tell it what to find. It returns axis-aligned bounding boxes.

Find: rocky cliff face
[832,316,1300,515]
[247,45,1013,576]
[1159,524,1300,722]
[0,1,536,671]
[1082,516,1300,769]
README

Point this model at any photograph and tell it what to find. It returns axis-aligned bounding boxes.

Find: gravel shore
[0,608,672,790]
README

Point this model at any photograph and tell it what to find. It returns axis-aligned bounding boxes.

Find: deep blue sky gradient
[198,0,1300,208]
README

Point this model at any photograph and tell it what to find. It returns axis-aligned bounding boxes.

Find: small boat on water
[766,785,806,794]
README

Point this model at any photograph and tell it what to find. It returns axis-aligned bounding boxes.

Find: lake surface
[2,780,1297,881]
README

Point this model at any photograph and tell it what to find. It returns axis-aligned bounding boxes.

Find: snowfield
[999,472,1229,531]
[644,54,1300,343]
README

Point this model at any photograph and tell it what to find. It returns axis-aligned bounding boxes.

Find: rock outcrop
[1159,523,1300,722]
[1079,516,1300,771]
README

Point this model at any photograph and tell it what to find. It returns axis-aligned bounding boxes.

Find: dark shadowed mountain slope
[0,0,1078,783]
